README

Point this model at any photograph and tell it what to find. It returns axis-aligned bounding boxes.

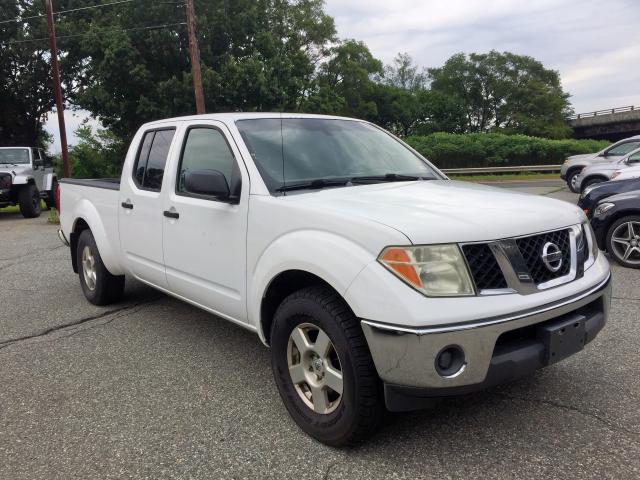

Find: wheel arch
[259,269,356,346]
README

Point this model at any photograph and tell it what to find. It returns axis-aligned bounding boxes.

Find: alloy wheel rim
[287,322,343,414]
[611,221,640,265]
[81,246,97,290]
[571,174,579,190]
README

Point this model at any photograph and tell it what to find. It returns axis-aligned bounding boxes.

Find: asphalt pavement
[1,181,639,479]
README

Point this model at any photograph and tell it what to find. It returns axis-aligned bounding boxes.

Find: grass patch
[47,208,60,224]
[0,204,20,213]
[449,172,560,182]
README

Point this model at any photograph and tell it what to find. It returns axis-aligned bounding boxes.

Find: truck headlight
[593,202,615,217]
[378,245,475,297]
[0,173,11,190]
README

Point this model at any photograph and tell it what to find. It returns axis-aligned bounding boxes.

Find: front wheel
[270,286,383,446]
[77,229,125,305]
[566,170,581,193]
[606,216,640,269]
[18,184,41,218]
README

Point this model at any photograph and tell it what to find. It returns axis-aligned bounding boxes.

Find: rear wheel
[606,216,640,269]
[77,229,125,304]
[581,176,605,193]
[18,183,41,218]
[270,285,383,446]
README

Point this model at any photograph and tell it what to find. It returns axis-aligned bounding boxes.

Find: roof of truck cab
[141,112,362,128]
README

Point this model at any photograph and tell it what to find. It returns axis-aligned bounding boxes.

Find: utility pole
[185,0,205,114]
[44,0,70,177]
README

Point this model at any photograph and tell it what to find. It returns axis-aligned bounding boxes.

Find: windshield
[0,148,30,164]
[236,118,441,192]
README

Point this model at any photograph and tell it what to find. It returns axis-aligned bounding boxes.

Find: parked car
[58,113,611,445]
[0,147,58,217]
[590,190,640,268]
[611,164,640,182]
[575,148,640,192]
[560,135,640,192]
[579,177,640,217]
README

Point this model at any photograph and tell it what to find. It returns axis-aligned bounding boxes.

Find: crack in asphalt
[0,297,161,352]
[322,461,339,480]
[494,393,640,441]
[0,244,65,263]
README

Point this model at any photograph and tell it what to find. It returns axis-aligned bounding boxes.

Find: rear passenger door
[119,127,176,288]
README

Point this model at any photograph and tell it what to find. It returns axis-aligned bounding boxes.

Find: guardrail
[568,105,635,120]
[441,165,561,175]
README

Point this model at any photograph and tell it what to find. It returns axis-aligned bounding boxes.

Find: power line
[0,22,187,46]
[0,0,138,25]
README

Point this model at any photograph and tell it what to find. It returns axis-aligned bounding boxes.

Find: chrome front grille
[515,229,571,284]
[461,226,587,295]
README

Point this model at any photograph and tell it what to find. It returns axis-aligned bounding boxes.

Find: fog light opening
[435,345,466,378]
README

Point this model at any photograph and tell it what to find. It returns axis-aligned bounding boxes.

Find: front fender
[249,230,376,342]
[71,199,124,275]
[12,174,33,186]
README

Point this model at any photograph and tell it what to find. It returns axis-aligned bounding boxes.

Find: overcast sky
[46,0,640,152]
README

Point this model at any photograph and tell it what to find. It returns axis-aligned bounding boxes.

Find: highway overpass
[569,106,640,141]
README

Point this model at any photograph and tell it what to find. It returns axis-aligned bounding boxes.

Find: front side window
[607,141,640,156]
[0,148,30,164]
[132,128,175,191]
[177,127,239,197]
[236,118,440,192]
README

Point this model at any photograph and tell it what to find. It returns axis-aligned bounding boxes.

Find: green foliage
[428,51,573,139]
[63,125,126,179]
[405,133,609,169]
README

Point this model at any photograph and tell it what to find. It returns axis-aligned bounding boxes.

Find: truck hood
[566,153,596,161]
[284,180,585,244]
[0,165,28,176]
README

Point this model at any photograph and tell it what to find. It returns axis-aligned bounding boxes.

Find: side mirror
[184,169,231,200]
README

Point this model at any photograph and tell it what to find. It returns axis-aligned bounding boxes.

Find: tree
[311,39,383,119]
[428,51,572,138]
[380,52,426,92]
[0,0,59,147]
[60,0,337,141]
[65,124,124,179]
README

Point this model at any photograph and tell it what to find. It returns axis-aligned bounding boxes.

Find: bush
[405,132,609,169]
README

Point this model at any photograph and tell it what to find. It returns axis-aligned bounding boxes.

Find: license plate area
[537,314,586,365]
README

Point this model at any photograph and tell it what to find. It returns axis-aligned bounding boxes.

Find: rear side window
[133,128,175,191]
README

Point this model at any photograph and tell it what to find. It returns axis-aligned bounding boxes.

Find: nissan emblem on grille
[541,242,563,272]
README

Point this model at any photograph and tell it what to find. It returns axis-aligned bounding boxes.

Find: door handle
[163,210,179,219]
[121,201,134,209]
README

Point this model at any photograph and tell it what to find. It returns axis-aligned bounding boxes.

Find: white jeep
[0,147,58,218]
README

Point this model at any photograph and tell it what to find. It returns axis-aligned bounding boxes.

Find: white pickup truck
[59,113,611,445]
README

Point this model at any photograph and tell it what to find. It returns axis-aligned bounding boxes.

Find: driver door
[162,121,249,324]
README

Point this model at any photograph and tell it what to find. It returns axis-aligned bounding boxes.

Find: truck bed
[60,178,120,190]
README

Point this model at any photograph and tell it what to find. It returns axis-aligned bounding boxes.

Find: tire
[566,170,581,193]
[605,215,640,269]
[270,285,383,446]
[18,183,41,218]
[580,176,605,193]
[45,179,58,210]
[77,229,125,305]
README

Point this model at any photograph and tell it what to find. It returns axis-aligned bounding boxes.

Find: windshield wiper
[350,173,434,183]
[275,178,350,192]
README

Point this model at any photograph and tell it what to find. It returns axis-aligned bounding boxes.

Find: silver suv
[0,147,58,218]
[576,147,640,192]
[560,135,640,192]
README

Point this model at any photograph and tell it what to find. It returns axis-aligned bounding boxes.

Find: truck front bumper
[361,274,611,411]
